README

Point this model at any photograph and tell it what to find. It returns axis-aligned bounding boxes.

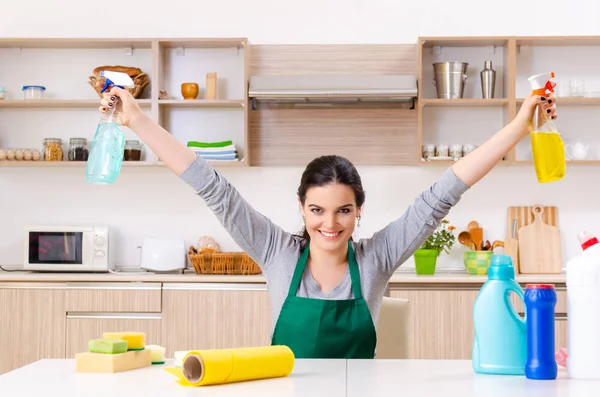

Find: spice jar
[43,138,63,161]
[68,138,89,161]
[124,140,142,161]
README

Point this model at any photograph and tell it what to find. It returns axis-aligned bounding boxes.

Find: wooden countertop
[0,268,566,284]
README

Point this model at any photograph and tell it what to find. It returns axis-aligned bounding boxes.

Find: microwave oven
[23,225,110,272]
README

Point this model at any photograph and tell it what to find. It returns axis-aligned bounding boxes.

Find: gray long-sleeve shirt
[179,156,470,333]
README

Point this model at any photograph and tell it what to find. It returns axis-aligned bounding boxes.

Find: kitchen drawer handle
[65,282,162,290]
[66,312,162,320]
[162,283,267,291]
[0,282,66,289]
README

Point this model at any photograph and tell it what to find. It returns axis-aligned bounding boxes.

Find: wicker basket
[188,247,262,275]
[88,73,149,99]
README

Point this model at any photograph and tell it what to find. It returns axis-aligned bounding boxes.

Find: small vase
[181,82,199,100]
[414,249,439,275]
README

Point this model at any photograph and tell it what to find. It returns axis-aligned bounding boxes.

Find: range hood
[248,75,417,104]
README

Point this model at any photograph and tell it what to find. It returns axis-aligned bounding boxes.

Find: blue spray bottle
[86,71,135,185]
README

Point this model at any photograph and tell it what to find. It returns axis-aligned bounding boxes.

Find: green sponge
[88,338,128,354]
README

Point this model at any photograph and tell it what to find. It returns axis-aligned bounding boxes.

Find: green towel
[187,140,233,148]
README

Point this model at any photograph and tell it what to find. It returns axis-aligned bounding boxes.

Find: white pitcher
[566,142,589,160]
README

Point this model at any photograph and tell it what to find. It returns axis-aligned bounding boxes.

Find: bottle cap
[526,284,555,289]
[578,230,599,250]
[488,255,515,280]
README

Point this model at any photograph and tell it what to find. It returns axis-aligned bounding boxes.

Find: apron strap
[347,241,364,300]
[287,241,364,300]
[287,243,310,298]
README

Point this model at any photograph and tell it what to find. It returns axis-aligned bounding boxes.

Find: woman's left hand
[514,82,558,130]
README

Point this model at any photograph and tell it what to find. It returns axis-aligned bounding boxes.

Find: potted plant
[413,219,456,275]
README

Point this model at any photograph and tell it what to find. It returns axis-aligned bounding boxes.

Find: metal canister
[481,60,496,99]
[432,61,469,99]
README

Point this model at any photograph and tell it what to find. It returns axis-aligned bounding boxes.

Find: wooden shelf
[158,38,247,49]
[0,159,246,168]
[0,100,151,108]
[516,36,600,46]
[158,99,244,108]
[512,160,600,165]
[420,98,509,107]
[420,37,510,47]
[0,38,152,49]
[516,97,600,105]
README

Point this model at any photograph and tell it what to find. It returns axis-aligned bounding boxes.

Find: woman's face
[300,183,361,252]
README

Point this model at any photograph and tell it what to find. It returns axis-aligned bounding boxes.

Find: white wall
[2,0,600,270]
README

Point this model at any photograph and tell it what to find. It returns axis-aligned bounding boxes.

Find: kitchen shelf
[158,99,244,108]
[420,98,509,107]
[0,100,152,108]
[0,37,250,167]
[0,38,153,49]
[516,97,600,105]
[0,159,246,168]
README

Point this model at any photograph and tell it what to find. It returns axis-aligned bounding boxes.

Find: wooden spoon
[458,231,476,250]
[467,221,479,233]
[492,240,504,249]
[470,227,484,251]
[482,240,491,251]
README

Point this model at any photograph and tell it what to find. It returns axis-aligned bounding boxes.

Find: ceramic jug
[566,142,589,160]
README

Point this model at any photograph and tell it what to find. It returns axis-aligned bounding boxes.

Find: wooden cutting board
[506,205,559,273]
[515,205,562,273]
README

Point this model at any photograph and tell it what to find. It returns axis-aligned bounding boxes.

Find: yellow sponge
[102,332,145,350]
[75,349,151,373]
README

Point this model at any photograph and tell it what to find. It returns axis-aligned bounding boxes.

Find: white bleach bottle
[566,230,600,379]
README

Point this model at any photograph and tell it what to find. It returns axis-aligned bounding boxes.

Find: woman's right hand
[95,81,143,128]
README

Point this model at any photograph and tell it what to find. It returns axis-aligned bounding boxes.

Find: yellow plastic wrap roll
[164,345,294,386]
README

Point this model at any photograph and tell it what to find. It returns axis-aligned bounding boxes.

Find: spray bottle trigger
[545,81,555,93]
[100,78,124,94]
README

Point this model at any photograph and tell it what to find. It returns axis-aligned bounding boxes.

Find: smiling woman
[96,81,558,360]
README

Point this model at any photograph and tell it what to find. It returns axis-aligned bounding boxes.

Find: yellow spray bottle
[527,72,565,183]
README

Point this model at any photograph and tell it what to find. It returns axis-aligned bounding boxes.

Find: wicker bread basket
[188,246,262,275]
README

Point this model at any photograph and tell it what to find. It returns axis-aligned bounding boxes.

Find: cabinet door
[65,282,162,312]
[0,283,66,374]
[161,283,272,357]
[390,288,479,359]
[65,313,162,357]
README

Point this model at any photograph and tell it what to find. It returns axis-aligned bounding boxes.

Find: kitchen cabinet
[389,287,479,359]
[389,282,569,360]
[0,283,66,374]
[65,313,162,357]
[65,282,162,312]
[161,283,272,357]
[63,282,163,357]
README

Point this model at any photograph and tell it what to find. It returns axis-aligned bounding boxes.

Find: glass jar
[43,138,63,161]
[68,138,89,161]
[0,86,6,100]
[124,140,142,161]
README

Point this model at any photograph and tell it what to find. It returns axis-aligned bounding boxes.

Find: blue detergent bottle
[524,283,557,380]
[86,71,135,185]
[472,254,526,375]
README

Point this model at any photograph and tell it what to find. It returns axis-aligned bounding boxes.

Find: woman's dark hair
[297,155,366,241]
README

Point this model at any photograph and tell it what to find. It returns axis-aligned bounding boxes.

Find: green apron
[271,241,377,359]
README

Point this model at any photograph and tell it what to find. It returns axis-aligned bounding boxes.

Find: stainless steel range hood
[248,75,417,104]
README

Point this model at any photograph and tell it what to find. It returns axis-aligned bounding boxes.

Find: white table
[2,358,599,396]
[347,360,600,397]
[0,358,347,397]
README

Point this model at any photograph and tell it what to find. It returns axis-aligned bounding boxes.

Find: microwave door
[28,231,83,266]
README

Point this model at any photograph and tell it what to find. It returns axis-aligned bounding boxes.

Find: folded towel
[191,148,237,155]
[199,154,238,161]
[187,140,233,149]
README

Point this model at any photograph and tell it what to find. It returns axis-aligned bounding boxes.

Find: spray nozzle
[528,72,556,96]
[99,71,135,94]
